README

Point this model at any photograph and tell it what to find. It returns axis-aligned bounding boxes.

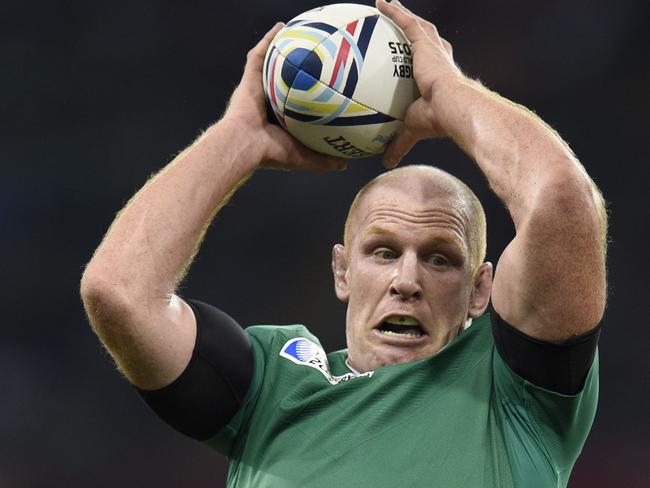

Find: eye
[373,248,398,261]
[429,254,449,267]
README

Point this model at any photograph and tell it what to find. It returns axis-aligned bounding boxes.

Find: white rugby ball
[263,3,418,158]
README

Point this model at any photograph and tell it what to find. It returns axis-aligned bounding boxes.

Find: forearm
[82,119,261,305]
[430,77,601,227]
[376,0,602,224]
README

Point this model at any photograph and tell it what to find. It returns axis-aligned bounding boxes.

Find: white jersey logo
[280,337,373,385]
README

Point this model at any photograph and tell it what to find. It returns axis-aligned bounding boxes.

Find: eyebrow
[363,225,395,237]
[362,225,464,249]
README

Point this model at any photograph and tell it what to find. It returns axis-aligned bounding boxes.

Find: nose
[389,252,422,300]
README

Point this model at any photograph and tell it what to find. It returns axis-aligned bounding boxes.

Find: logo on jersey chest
[280,337,373,385]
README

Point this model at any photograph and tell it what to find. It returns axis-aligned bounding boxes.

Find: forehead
[354,183,471,248]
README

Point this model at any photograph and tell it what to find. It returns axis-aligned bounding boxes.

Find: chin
[367,348,429,371]
[383,352,423,367]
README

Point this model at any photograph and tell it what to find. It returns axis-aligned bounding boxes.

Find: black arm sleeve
[491,310,601,395]
[136,299,254,441]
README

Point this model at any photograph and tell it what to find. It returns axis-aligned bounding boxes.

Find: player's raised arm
[377,0,606,340]
[80,23,345,391]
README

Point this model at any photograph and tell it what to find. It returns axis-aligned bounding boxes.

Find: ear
[332,244,350,303]
[468,262,493,318]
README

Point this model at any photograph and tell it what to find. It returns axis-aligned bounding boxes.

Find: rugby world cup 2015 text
[388,41,413,79]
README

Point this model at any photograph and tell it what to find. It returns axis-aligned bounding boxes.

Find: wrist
[429,73,474,105]
[206,118,266,172]
[423,74,478,137]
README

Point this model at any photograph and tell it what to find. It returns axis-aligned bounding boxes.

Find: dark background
[2,0,648,486]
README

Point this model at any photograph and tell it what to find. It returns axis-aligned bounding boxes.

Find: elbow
[80,264,101,306]
[532,164,608,240]
[80,263,113,309]
[80,265,134,332]
[80,267,145,370]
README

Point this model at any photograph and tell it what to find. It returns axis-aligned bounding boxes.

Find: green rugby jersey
[207,313,598,487]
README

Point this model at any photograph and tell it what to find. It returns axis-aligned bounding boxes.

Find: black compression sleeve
[136,299,254,441]
[491,310,601,395]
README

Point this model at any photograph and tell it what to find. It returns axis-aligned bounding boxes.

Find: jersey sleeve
[491,313,600,486]
[204,326,268,456]
[204,323,318,457]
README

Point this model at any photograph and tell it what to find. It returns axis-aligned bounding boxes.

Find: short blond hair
[343,165,487,275]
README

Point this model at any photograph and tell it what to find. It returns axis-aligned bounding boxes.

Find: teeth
[379,329,422,338]
[385,316,420,326]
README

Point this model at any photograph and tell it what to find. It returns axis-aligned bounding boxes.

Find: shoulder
[244,324,327,370]
[452,313,494,354]
[245,324,320,349]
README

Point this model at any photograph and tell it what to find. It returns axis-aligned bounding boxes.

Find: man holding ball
[81,1,606,486]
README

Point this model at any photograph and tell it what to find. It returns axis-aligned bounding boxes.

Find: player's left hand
[376,0,466,169]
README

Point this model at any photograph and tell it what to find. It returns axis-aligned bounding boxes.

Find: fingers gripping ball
[263,3,419,159]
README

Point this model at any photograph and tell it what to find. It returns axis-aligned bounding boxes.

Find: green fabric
[206,314,598,488]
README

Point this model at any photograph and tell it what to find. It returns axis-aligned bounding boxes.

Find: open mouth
[376,316,426,339]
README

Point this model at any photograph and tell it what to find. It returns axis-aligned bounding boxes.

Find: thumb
[383,127,418,169]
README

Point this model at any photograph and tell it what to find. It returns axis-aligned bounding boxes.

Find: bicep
[89,292,198,390]
[137,300,254,440]
[491,181,606,340]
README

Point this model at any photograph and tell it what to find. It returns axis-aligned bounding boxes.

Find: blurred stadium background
[1,0,648,486]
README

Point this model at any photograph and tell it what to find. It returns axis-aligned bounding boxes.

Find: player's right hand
[376,0,466,169]
[220,23,347,173]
